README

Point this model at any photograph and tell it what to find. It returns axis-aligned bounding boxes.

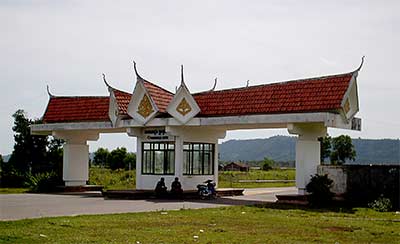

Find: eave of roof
[193,72,354,117]
[42,96,110,123]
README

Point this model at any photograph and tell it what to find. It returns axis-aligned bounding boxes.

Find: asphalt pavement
[0,187,296,221]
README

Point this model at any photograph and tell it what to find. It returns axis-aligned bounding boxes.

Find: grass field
[0,188,29,194]
[218,169,295,188]
[1,204,398,243]
[0,168,295,193]
[88,167,136,190]
[88,167,295,190]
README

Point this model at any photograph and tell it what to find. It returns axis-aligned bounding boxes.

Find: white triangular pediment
[166,84,200,124]
[340,74,359,121]
[127,81,158,124]
[108,89,119,127]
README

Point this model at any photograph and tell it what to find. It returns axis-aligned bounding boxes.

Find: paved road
[0,187,296,221]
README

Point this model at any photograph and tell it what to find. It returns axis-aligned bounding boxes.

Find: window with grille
[183,143,214,175]
[142,142,175,175]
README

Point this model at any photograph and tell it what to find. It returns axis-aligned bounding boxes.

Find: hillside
[219,136,400,164]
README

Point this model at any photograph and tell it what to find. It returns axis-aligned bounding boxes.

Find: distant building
[223,162,250,172]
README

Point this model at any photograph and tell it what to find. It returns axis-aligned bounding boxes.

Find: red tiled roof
[112,89,131,115]
[193,73,353,117]
[143,80,174,112]
[43,96,110,123]
[41,72,354,124]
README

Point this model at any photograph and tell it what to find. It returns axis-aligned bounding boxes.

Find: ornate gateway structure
[31,59,363,193]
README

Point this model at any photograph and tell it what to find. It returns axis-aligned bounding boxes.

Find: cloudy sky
[1,0,399,155]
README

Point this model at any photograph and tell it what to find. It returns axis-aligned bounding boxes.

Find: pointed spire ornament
[102,73,111,88]
[46,85,54,98]
[180,65,185,86]
[133,60,144,81]
[355,56,365,72]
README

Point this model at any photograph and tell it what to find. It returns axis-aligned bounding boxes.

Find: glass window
[183,143,215,175]
[142,142,175,175]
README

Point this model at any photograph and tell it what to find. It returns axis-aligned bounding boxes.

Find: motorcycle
[197,180,217,200]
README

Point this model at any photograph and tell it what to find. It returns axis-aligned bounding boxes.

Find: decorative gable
[127,81,158,124]
[167,84,200,124]
[108,89,119,126]
[341,73,360,121]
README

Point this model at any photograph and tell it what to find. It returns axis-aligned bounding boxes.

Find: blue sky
[1,0,399,155]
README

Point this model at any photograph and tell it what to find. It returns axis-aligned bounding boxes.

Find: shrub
[0,169,26,187]
[306,174,334,207]
[368,196,393,212]
[27,171,60,192]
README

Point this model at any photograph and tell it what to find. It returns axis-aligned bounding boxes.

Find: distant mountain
[219,136,400,164]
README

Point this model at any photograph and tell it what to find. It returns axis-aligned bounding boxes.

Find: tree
[45,137,64,176]
[0,154,3,172]
[262,157,275,171]
[330,135,356,165]
[108,147,128,170]
[123,152,136,170]
[93,148,110,167]
[2,110,64,188]
[8,110,48,175]
[318,136,332,163]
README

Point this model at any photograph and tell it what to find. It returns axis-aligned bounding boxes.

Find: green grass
[1,168,295,193]
[0,188,29,194]
[88,167,295,190]
[88,167,135,190]
[218,169,295,188]
[1,204,399,243]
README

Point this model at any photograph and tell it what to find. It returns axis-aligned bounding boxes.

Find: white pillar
[136,137,143,189]
[288,123,327,195]
[53,131,99,187]
[295,139,320,194]
[175,136,183,179]
[214,142,219,188]
[63,143,89,186]
[126,128,142,189]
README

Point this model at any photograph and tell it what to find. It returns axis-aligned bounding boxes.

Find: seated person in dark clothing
[155,177,167,198]
[170,177,183,198]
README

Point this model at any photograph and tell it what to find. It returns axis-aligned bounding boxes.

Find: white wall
[135,126,225,190]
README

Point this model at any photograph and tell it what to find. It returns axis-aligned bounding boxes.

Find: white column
[288,123,327,195]
[136,137,143,189]
[295,139,320,194]
[174,136,183,179]
[53,131,99,187]
[63,143,89,186]
[214,142,219,188]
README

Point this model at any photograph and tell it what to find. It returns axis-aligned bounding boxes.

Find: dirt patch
[325,226,360,232]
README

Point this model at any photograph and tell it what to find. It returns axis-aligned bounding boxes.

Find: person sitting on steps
[155,177,167,198]
[170,177,183,198]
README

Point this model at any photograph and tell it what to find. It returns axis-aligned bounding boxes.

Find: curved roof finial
[355,56,365,72]
[246,80,250,87]
[180,65,185,85]
[46,85,54,98]
[133,60,144,80]
[210,77,217,91]
[102,73,112,88]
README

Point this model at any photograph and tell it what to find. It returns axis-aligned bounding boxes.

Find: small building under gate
[31,59,363,194]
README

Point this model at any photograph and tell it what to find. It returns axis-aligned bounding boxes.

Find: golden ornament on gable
[137,94,154,118]
[176,98,192,116]
[344,99,350,114]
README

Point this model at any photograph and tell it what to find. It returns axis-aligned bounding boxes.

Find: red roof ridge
[142,79,174,95]
[49,95,109,99]
[110,87,131,95]
[193,71,355,96]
